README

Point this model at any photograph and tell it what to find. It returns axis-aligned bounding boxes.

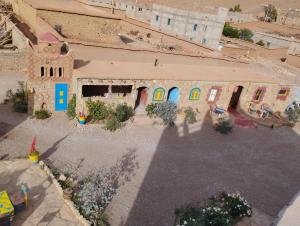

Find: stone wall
[37,10,122,44]
[0,50,26,72]
[253,32,292,49]
[226,12,257,24]
[150,4,228,49]
[75,78,292,118]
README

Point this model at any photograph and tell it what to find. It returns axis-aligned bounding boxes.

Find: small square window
[41,67,45,77]
[138,7,142,11]
[277,88,290,100]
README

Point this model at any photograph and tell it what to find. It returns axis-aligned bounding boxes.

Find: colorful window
[189,88,201,100]
[208,89,218,102]
[277,88,290,100]
[153,87,165,101]
[207,86,221,103]
[252,87,266,103]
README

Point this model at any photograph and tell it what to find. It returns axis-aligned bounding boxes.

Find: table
[0,191,14,224]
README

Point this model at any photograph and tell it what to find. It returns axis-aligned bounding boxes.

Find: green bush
[67,94,76,119]
[114,103,134,122]
[239,28,254,42]
[184,107,197,124]
[105,116,122,131]
[175,192,252,226]
[146,103,158,118]
[229,4,242,12]
[223,23,240,39]
[35,109,51,119]
[7,81,28,113]
[286,108,300,125]
[256,40,265,47]
[215,119,233,134]
[86,100,109,121]
[154,102,177,126]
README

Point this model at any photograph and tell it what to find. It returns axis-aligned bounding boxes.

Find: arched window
[189,88,201,100]
[50,67,54,77]
[153,87,165,101]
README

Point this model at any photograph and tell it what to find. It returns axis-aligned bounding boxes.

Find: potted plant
[78,112,86,125]
[28,136,40,163]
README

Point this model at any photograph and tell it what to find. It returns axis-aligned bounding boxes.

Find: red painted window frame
[252,87,266,103]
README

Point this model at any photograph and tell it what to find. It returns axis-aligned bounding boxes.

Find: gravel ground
[1,74,300,226]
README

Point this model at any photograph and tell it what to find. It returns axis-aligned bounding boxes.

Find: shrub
[286,108,300,125]
[256,40,265,47]
[175,192,252,226]
[105,115,122,132]
[86,100,109,121]
[221,192,252,219]
[114,103,134,122]
[7,81,28,113]
[239,28,253,42]
[67,94,76,119]
[154,102,177,126]
[215,119,233,134]
[35,109,51,119]
[229,4,242,12]
[72,169,117,226]
[223,23,240,39]
[146,103,158,118]
[184,107,197,124]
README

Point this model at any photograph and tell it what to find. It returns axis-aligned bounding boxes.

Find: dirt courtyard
[1,74,300,226]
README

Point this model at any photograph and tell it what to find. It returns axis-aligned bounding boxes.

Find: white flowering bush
[221,192,252,219]
[153,102,177,126]
[72,169,117,226]
[175,192,252,226]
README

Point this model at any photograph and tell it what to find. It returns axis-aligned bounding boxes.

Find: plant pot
[29,151,39,163]
[63,188,72,200]
[78,116,86,125]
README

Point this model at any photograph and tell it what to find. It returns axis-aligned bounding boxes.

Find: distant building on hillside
[150,4,228,49]
[277,8,300,28]
[226,12,257,24]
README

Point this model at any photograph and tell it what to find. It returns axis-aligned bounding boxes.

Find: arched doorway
[135,87,148,110]
[167,87,179,104]
[228,86,244,110]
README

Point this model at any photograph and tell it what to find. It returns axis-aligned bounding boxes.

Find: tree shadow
[125,110,300,226]
[40,135,69,160]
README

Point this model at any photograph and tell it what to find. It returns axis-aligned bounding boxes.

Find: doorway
[135,87,148,110]
[167,87,179,104]
[228,86,243,110]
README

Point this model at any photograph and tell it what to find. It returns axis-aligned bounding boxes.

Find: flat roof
[23,0,121,19]
[73,60,287,84]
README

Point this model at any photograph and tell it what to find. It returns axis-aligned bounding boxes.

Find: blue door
[167,87,179,104]
[55,83,68,111]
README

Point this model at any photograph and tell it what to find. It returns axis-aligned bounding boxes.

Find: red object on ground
[228,108,257,128]
[30,136,37,153]
[39,32,60,43]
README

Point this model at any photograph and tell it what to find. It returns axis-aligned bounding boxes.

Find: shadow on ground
[124,111,300,226]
